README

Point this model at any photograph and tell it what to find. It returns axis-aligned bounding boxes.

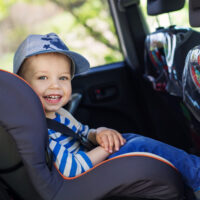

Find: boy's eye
[38,76,47,80]
[59,76,69,80]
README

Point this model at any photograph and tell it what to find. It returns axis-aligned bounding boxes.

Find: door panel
[68,61,193,152]
[69,62,149,135]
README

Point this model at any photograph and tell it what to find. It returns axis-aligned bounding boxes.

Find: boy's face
[20,53,72,119]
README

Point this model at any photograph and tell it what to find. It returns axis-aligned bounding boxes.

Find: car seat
[145,0,200,96]
[0,69,186,200]
[145,0,185,94]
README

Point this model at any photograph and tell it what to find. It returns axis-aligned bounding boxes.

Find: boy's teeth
[46,95,60,99]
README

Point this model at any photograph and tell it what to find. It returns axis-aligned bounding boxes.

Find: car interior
[1,0,200,199]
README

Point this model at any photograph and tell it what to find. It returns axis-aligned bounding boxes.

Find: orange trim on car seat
[54,153,178,180]
[0,69,46,113]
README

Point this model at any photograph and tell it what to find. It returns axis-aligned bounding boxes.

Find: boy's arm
[49,134,110,176]
[57,108,125,153]
[87,129,98,145]
[86,146,111,166]
[49,136,93,177]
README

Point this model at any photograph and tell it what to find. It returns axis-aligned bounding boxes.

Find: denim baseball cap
[13,33,90,77]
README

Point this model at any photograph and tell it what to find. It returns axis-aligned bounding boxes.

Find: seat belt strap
[46,118,95,150]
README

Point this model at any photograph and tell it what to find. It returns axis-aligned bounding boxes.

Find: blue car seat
[0,69,186,200]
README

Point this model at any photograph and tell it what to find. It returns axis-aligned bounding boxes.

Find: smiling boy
[18,53,72,119]
[14,33,126,177]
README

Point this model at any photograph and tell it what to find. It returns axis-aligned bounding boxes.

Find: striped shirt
[48,111,93,177]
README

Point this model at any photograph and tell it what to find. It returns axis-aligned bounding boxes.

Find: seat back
[0,70,62,200]
[144,28,169,92]
[145,0,200,97]
[0,126,42,199]
[145,26,200,96]
[143,0,198,151]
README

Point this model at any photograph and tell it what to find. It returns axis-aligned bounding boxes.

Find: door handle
[90,85,118,102]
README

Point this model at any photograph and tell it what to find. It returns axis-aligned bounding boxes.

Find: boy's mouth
[44,95,62,104]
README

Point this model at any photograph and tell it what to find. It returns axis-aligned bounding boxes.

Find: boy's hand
[96,127,126,153]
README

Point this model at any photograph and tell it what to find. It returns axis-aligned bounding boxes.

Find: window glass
[140,0,200,33]
[0,0,123,72]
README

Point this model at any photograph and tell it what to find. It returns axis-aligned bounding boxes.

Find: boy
[14,33,200,194]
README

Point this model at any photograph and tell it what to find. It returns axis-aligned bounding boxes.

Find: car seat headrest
[147,0,185,16]
[189,0,200,27]
[183,45,200,122]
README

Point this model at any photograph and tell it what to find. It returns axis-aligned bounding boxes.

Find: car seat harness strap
[46,118,95,150]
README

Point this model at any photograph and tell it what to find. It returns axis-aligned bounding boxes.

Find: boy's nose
[49,79,60,88]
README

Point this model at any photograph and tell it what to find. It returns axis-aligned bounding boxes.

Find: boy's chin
[45,107,60,118]
[45,111,57,119]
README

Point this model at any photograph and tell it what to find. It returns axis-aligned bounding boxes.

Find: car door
[69,0,193,152]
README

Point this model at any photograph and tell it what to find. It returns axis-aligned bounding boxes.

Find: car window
[0,0,123,72]
[140,0,200,33]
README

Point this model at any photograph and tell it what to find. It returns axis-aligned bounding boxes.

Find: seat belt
[46,118,96,150]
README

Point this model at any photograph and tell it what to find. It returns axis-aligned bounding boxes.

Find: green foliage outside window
[0,0,123,72]
[0,0,197,72]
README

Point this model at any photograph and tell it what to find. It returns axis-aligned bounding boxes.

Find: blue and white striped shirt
[48,110,93,177]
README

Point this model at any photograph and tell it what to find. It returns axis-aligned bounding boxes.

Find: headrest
[189,0,200,27]
[147,0,185,15]
[182,45,200,122]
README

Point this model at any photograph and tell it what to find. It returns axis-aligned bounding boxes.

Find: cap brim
[26,49,90,77]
